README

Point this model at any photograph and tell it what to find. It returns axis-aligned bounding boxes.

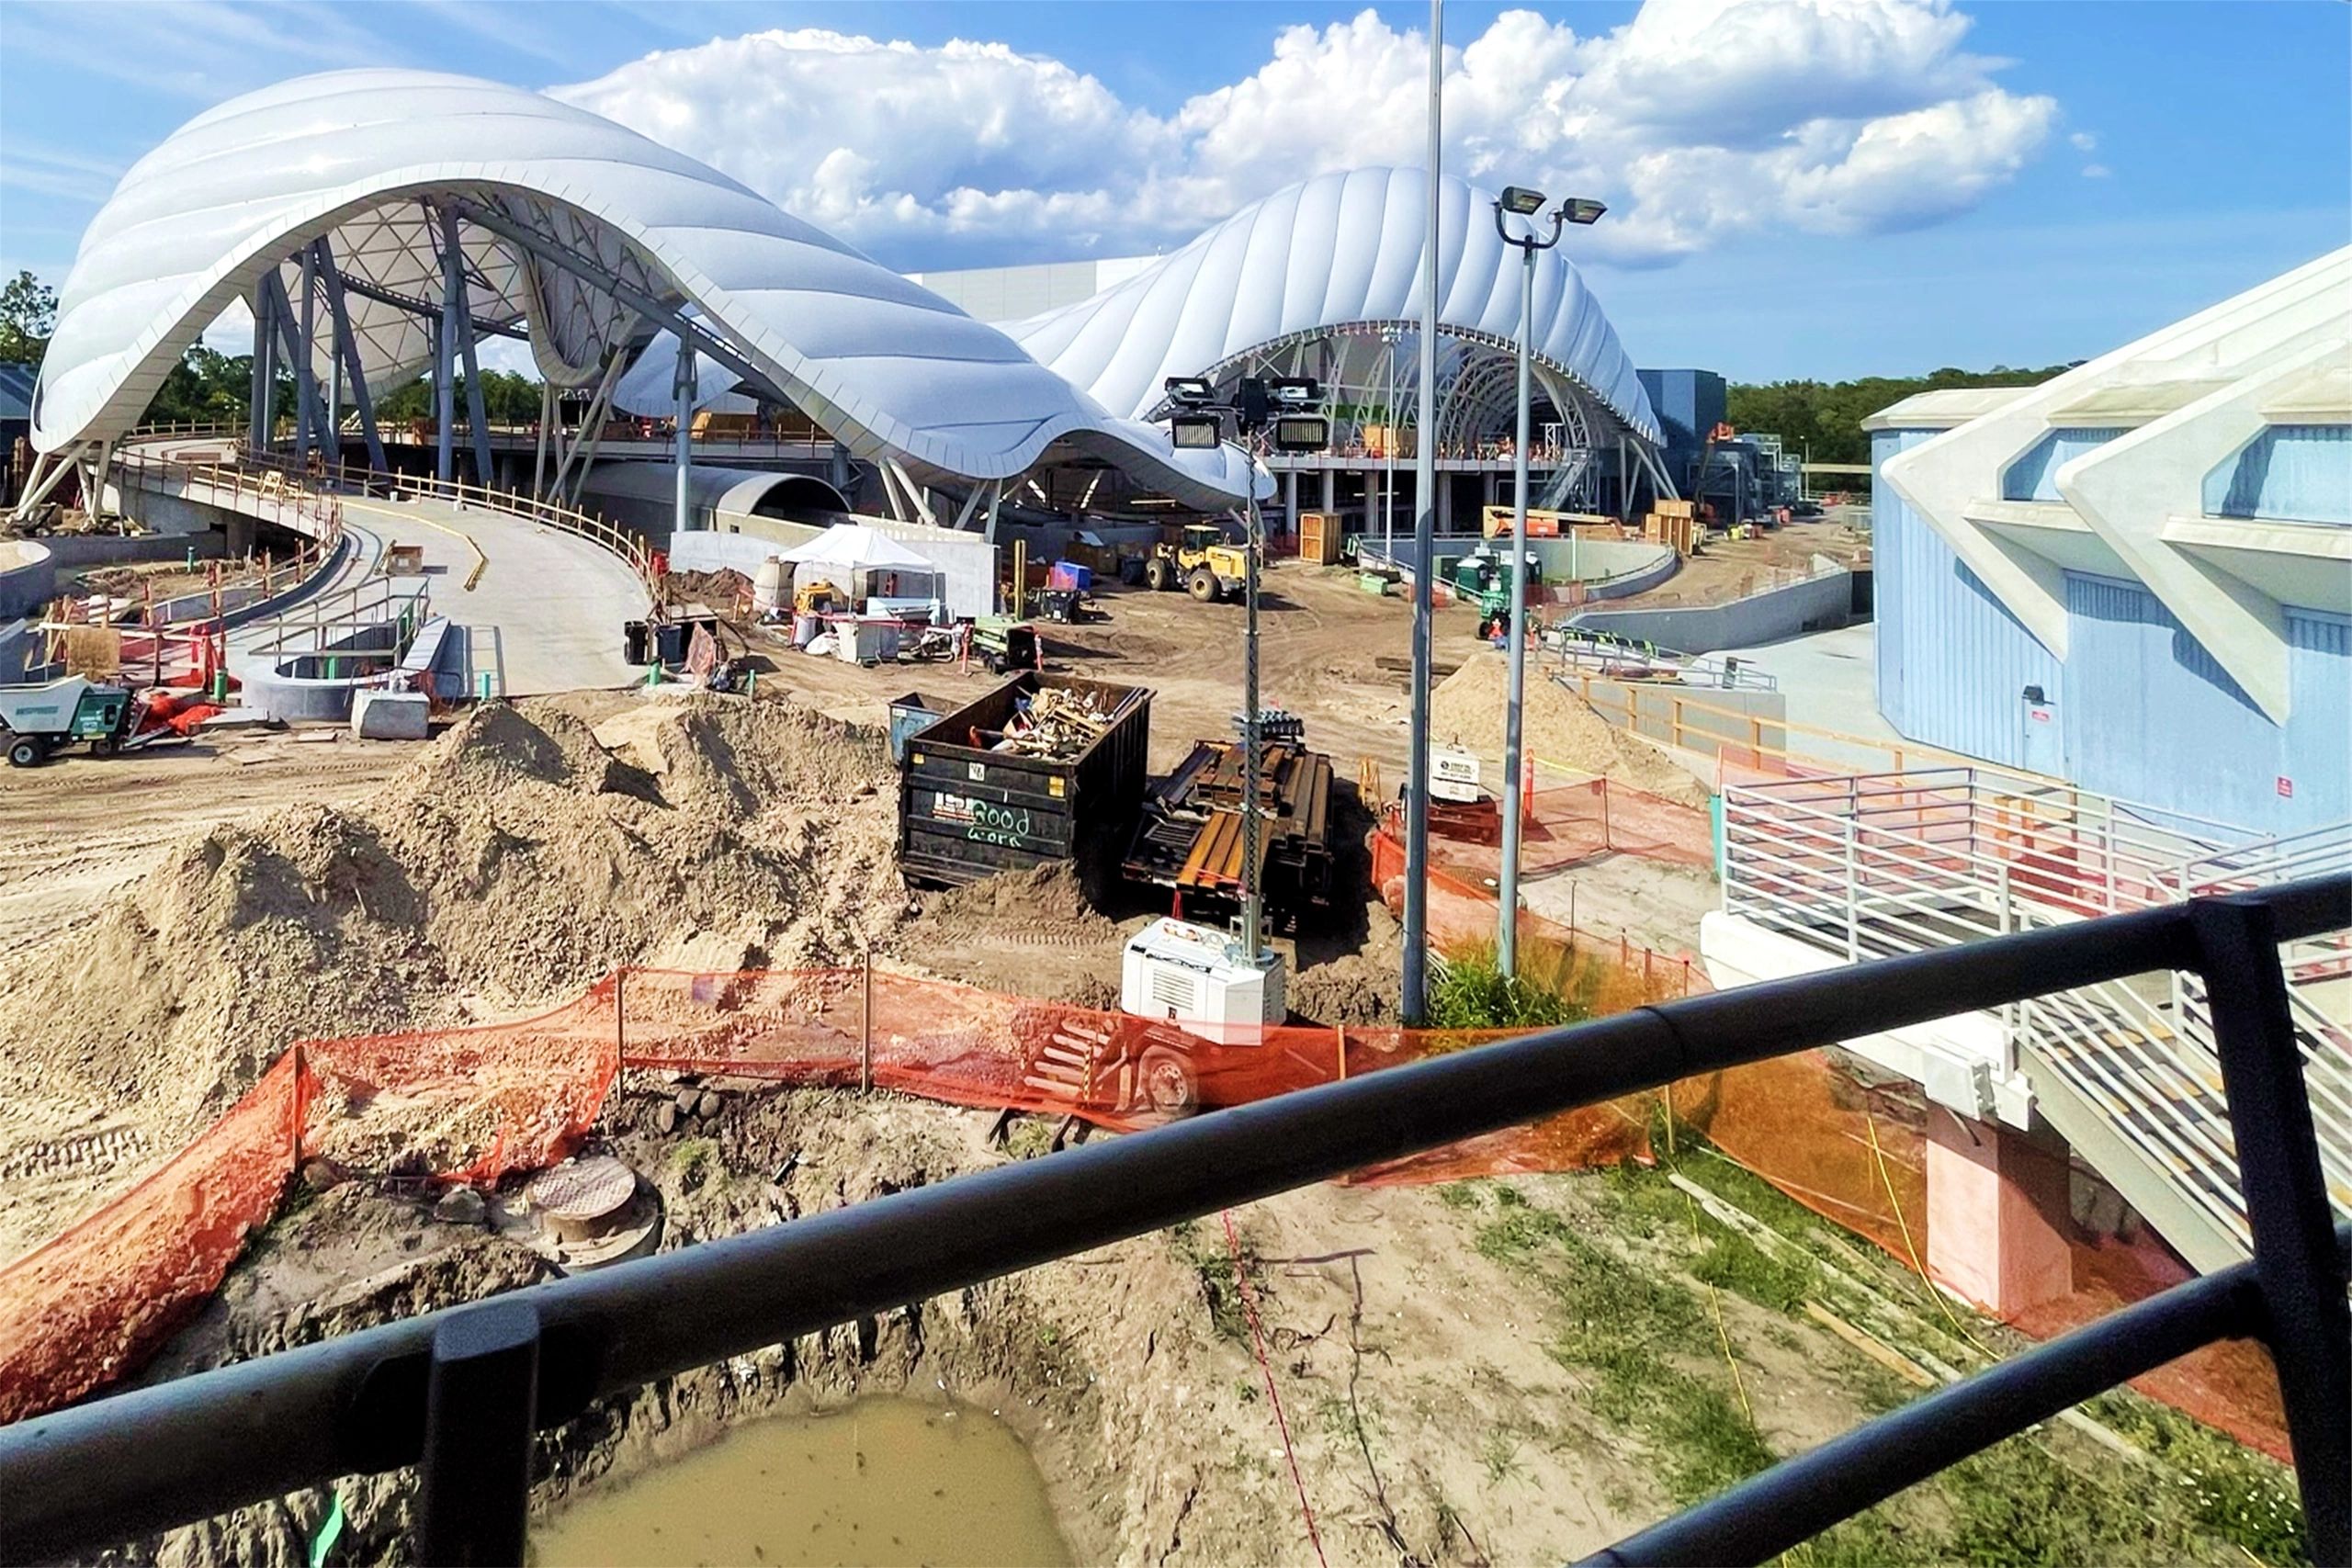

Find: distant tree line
[1726,363,2080,468]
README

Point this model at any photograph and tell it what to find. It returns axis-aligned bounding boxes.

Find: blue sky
[1,1,2344,382]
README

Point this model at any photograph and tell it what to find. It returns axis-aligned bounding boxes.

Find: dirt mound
[921,863,1104,929]
[1289,900,1404,1026]
[1430,654,1711,808]
[0,696,904,1231]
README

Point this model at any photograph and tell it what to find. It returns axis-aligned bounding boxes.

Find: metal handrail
[1722,785,2352,1256]
[232,444,657,587]
[1,882,2346,1566]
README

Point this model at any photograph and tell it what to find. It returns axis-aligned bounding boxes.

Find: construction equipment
[0,676,178,766]
[1143,523,1250,603]
[968,615,1039,675]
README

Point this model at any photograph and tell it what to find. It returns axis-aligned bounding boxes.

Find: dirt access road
[705,558,1491,774]
[0,732,413,954]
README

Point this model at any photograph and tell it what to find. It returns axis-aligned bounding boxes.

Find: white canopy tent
[780,524,943,609]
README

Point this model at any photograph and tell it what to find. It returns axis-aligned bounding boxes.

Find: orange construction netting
[0,813,2294,1456]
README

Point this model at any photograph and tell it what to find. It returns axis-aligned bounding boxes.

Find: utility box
[1430,749,1482,804]
[1120,918,1286,1044]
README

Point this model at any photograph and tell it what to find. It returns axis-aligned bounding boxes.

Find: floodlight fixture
[1561,197,1608,226]
[1169,412,1223,449]
[1268,377,1321,406]
[1498,186,1546,217]
[1163,376,1216,407]
[1272,414,1330,454]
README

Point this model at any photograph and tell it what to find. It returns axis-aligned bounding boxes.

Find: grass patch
[1426,942,1598,1031]
[667,1136,718,1190]
[1472,1198,1778,1504]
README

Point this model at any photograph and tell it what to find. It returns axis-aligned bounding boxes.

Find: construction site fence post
[861,954,874,1094]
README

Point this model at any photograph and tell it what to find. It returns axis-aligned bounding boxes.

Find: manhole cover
[527,1155,638,1225]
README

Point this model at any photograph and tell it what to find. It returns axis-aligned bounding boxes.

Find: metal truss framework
[1152,319,1675,514]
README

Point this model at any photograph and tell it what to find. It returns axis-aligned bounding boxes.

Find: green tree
[1725,362,2081,468]
[0,270,58,367]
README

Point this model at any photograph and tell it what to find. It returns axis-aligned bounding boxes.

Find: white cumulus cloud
[549,0,2058,270]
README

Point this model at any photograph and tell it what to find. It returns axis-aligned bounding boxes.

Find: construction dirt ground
[0,555,2310,1568]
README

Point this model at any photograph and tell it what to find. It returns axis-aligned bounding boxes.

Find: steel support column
[673,343,696,535]
[295,247,317,472]
[314,236,387,475]
[438,207,493,491]
[248,277,274,454]
[261,268,329,461]
[532,379,553,499]
[431,204,458,484]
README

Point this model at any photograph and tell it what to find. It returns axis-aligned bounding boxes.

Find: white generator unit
[1120,918,1286,1045]
[1430,748,1483,803]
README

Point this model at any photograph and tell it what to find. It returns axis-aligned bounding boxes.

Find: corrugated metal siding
[2000,427,2127,502]
[2205,423,2352,525]
[2062,572,2296,832]
[1872,428,2064,768]
[2284,609,2352,829]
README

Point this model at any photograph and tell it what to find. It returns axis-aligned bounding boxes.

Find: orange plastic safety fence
[299,987,620,1186]
[0,1053,303,1424]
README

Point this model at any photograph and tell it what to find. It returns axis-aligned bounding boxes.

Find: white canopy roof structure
[613,329,756,419]
[1006,166,1660,446]
[780,524,936,575]
[34,69,1261,509]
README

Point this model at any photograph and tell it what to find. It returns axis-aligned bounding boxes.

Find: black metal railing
[3,882,2346,1567]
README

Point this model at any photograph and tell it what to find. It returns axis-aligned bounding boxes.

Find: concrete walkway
[128,437,645,697]
[333,491,647,696]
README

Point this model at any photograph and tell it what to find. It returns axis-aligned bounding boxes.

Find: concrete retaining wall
[1566,558,1854,654]
[101,482,237,538]
[233,618,401,723]
[39,531,232,570]
[0,541,56,621]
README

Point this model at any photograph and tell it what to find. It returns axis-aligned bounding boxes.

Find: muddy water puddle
[531,1397,1072,1567]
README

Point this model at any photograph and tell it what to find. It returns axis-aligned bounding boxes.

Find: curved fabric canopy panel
[35,69,1259,508]
[1007,166,1659,446]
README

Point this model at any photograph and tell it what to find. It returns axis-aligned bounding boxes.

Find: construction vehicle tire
[90,736,118,758]
[1134,1045,1198,1120]
[7,737,44,769]
[1186,566,1218,603]
[1145,557,1174,592]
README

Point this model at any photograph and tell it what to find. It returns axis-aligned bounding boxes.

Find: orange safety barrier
[0,819,2297,1455]
[0,1054,303,1425]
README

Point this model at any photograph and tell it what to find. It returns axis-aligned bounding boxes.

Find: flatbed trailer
[1122,738,1337,925]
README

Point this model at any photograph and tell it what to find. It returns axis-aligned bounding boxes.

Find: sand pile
[0,696,905,1173]
[1430,655,1711,808]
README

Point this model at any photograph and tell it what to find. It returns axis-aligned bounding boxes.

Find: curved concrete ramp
[337,492,648,696]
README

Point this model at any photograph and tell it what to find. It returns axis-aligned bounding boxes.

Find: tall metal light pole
[1241,487,1265,959]
[1401,0,1443,1024]
[1492,188,1603,976]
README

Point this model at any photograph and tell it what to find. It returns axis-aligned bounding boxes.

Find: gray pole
[673,342,696,536]
[1498,237,1534,976]
[435,207,458,486]
[1401,0,1443,1023]
[247,279,272,456]
[295,247,316,473]
[1241,491,1265,962]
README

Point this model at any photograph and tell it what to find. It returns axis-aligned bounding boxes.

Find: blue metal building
[1868,253,2352,837]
